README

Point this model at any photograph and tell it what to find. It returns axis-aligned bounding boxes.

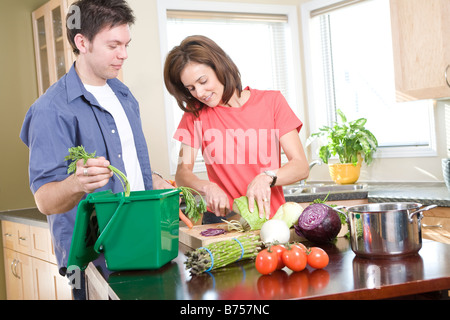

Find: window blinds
[167,10,287,23]
[310,0,368,17]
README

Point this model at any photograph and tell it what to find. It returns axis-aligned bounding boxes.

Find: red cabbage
[200,228,226,237]
[294,203,341,243]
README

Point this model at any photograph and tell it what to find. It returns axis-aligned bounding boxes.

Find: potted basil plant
[309,109,378,184]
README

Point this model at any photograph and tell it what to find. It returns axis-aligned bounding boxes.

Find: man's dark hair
[66,0,135,55]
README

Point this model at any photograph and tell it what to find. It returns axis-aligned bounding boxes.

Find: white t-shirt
[84,83,145,192]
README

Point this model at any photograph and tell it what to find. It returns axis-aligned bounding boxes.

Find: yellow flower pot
[328,162,361,185]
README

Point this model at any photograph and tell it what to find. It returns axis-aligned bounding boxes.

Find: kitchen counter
[367,182,450,207]
[0,207,48,228]
[2,183,450,302]
[283,184,368,203]
[284,182,450,207]
[84,238,450,301]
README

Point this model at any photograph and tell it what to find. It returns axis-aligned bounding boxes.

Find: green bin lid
[67,197,100,271]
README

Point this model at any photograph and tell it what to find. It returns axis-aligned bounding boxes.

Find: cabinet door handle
[10,259,16,277]
[13,259,20,279]
[19,236,27,241]
[446,65,450,88]
[10,259,20,279]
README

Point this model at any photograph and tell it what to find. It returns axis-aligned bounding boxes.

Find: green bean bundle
[184,235,262,275]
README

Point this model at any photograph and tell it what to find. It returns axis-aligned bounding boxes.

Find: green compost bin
[67,189,180,271]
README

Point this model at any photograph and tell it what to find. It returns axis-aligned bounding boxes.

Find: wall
[0,0,49,300]
[0,0,48,212]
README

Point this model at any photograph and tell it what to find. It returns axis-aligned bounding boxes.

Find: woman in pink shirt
[164,35,309,223]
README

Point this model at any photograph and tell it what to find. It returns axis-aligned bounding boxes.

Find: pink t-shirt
[174,87,303,217]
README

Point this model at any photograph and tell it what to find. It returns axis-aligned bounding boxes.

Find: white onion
[260,219,290,245]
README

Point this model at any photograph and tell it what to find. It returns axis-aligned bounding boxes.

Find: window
[302,0,436,159]
[157,0,302,174]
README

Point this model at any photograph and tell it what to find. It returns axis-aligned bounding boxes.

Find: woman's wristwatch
[264,170,277,187]
[152,170,164,179]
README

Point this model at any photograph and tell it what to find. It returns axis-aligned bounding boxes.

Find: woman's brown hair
[164,35,242,117]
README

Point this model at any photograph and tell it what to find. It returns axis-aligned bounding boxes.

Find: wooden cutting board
[179,223,305,248]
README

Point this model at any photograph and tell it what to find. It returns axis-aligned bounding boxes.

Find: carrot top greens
[65,145,130,197]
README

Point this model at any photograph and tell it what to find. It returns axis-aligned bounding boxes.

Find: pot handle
[408,204,437,223]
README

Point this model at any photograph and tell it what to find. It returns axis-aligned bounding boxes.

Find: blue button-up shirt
[20,63,153,272]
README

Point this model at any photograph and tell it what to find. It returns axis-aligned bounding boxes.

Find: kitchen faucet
[300,159,322,185]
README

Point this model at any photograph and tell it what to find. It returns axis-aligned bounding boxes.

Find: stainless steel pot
[340,203,437,258]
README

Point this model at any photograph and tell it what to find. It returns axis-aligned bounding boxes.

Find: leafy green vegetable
[272,202,303,228]
[311,192,330,204]
[178,186,206,222]
[232,196,267,231]
[65,145,130,197]
[310,109,378,165]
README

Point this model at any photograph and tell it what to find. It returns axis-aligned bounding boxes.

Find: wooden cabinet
[30,225,57,264]
[422,207,450,244]
[1,220,72,300]
[390,0,450,101]
[32,0,74,96]
[3,249,34,300]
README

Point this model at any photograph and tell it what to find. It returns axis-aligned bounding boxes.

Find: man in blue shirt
[20,0,171,299]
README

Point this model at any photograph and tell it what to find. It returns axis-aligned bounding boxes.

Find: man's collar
[65,62,86,103]
[65,62,130,104]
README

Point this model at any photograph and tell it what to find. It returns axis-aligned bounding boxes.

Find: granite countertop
[0,207,48,228]
[1,182,449,227]
[284,182,450,207]
[284,187,368,203]
[367,182,450,207]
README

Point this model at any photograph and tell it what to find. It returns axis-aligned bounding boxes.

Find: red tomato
[281,245,307,272]
[307,247,329,269]
[293,242,307,253]
[271,245,287,270]
[255,248,278,275]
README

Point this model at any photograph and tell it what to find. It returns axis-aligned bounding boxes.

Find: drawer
[2,220,16,250]
[2,220,31,254]
[2,220,32,255]
[422,207,450,244]
[30,225,57,264]
[2,220,56,263]
[16,223,31,255]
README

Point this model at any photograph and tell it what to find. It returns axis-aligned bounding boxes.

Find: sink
[283,183,367,195]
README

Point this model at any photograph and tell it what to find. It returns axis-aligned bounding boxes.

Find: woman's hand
[152,173,175,190]
[203,183,230,217]
[246,173,273,219]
